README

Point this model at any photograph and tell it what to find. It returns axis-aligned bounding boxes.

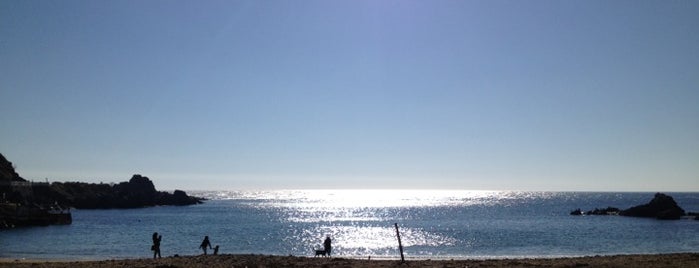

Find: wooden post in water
[394,223,405,263]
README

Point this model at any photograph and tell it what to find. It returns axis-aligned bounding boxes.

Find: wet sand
[2,253,698,268]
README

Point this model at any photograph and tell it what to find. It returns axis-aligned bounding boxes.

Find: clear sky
[1,0,697,191]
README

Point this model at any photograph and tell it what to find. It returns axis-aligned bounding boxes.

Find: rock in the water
[620,193,685,220]
[570,208,584,215]
[160,190,199,206]
[586,207,621,215]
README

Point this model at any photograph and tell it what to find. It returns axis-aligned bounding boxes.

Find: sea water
[1,191,698,260]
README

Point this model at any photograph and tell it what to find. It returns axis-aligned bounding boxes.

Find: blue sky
[1,0,697,191]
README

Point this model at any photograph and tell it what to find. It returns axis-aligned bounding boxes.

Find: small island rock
[620,193,685,220]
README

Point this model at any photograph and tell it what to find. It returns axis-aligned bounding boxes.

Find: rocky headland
[1,153,203,228]
[41,174,204,209]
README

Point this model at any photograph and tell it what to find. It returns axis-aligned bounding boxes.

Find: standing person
[323,235,332,257]
[200,236,212,255]
[152,232,162,259]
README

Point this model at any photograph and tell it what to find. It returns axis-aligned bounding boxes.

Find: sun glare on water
[191,189,557,257]
[203,189,518,207]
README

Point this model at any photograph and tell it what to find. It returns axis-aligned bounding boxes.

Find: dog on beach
[314,248,327,257]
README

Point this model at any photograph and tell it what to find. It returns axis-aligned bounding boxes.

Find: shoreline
[1,253,698,267]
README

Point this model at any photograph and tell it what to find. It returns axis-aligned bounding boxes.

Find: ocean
[1,190,698,260]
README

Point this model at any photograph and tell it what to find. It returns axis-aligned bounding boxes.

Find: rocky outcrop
[571,207,621,216]
[47,174,204,209]
[2,153,71,228]
[589,207,621,215]
[572,193,687,220]
[2,152,203,211]
[0,153,26,182]
[570,208,584,215]
[1,153,29,204]
[1,154,208,229]
[620,193,686,220]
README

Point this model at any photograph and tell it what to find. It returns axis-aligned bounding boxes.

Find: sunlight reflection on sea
[191,190,562,257]
[2,191,697,260]
[196,189,554,207]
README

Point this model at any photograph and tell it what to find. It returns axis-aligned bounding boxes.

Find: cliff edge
[0,153,26,182]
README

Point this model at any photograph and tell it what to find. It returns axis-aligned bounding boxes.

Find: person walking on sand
[152,232,162,259]
[200,236,212,255]
[323,235,332,257]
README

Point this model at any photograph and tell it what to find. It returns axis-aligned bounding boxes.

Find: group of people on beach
[151,232,219,259]
[150,232,331,259]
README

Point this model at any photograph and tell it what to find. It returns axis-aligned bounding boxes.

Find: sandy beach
[2,253,698,268]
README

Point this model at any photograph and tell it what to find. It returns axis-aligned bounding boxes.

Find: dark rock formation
[48,174,204,209]
[1,155,203,209]
[570,208,583,215]
[169,190,199,206]
[2,153,71,228]
[570,193,688,220]
[587,207,621,215]
[0,153,25,182]
[570,207,621,216]
[620,193,686,220]
[1,153,26,204]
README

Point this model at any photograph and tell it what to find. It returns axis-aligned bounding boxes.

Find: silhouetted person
[200,236,212,255]
[213,245,219,255]
[152,232,162,259]
[323,235,332,257]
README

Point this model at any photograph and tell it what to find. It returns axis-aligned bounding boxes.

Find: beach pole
[394,223,405,263]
